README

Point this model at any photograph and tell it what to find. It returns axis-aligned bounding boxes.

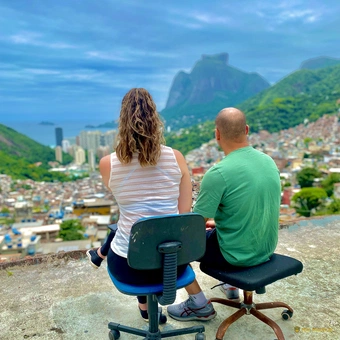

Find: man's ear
[245,125,249,135]
[215,128,221,141]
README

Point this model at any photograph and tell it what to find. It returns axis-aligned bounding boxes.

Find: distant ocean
[2,121,115,147]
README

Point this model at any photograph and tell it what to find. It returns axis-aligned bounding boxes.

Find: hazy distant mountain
[161,53,270,129]
[300,56,340,70]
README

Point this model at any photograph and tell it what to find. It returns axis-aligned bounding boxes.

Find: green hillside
[239,64,340,133]
[165,64,340,154]
[0,124,73,181]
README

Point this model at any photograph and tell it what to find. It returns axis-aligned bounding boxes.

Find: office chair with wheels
[107,213,207,340]
[200,253,303,340]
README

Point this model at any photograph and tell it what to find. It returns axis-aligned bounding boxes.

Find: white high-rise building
[62,139,70,153]
[78,129,116,151]
[75,147,86,165]
[87,131,101,151]
[88,149,96,171]
[102,130,116,151]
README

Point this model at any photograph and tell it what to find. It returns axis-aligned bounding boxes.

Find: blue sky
[1,0,339,123]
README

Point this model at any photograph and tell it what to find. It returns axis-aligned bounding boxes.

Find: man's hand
[205,219,216,230]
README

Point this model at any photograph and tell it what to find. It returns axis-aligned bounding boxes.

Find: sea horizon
[1,120,115,147]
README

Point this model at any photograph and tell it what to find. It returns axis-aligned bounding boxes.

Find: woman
[86,88,192,320]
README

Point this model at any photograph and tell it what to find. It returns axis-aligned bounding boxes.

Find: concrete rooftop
[0,216,339,340]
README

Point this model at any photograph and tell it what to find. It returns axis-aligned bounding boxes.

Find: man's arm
[193,167,224,228]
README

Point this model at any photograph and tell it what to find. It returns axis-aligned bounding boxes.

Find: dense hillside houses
[1,113,340,262]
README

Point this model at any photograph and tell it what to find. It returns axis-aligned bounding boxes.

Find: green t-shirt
[193,146,281,266]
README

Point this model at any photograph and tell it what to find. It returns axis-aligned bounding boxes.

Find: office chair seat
[200,253,303,340]
[108,265,195,296]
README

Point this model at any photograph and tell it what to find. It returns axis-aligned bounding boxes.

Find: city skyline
[1,0,340,123]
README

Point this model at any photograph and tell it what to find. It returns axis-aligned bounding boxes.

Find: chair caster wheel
[159,313,167,324]
[281,309,293,320]
[109,329,120,339]
[195,332,206,340]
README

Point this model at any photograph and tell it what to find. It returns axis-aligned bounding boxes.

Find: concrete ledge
[0,249,87,270]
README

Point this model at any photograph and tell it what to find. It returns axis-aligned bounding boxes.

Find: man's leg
[166,230,218,322]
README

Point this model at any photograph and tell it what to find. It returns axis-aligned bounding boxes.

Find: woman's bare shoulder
[99,154,111,172]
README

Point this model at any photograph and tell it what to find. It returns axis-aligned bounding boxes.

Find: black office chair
[107,213,207,340]
[200,254,303,340]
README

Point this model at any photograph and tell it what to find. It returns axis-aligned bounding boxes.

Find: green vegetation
[296,167,322,188]
[327,199,340,214]
[164,64,340,154]
[0,150,73,182]
[239,64,340,133]
[0,124,75,182]
[165,121,216,155]
[0,124,72,164]
[321,173,340,197]
[58,219,85,241]
[292,169,340,217]
[291,187,328,217]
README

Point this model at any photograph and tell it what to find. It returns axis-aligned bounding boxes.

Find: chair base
[212,291,293,340]
[108,295,205,339]
[108,322,205,339]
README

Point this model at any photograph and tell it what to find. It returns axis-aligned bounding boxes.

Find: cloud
[9,31,78,49]
[25,68,61,75]
[86,51,132,62]
[189,12,231,25]
[0,0,339,124]
[278,9,321,23]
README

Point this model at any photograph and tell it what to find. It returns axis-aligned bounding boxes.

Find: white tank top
[109,145,182,258]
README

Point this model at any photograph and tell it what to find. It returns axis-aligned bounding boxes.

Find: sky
[0,0,339,123]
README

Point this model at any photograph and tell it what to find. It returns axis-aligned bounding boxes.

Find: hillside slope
[239,64,340,132]
[0,124,73,181]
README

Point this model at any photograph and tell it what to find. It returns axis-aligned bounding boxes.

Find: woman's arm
[173,149,192,214]
[99,155,111,188]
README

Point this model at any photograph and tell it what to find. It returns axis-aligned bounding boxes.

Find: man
[167,107,281,321]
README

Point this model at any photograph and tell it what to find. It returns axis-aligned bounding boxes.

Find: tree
[296,167,322,188]
[291,187,328,217]
[327,199,340,214]
[321,173,340,197]
[303,137,313,148]
[58,219,85,241]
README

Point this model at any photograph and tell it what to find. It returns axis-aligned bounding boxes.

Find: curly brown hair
[115,88,165,166]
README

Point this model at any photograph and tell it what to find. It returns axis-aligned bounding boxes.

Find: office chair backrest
[127,213,206,270]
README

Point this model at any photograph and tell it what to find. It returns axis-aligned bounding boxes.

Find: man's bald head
[215,108,247,142]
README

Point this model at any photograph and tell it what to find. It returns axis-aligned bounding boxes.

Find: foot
[86,249,104,269]
[139,306,167,324]
[139,307,149,322]
[167,297,216,321]
[219,284,240,300]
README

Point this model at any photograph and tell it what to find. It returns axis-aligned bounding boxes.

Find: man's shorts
[198,228,234,269]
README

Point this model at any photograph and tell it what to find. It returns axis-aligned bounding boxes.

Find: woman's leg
[99,228,116,256]
[86,225,117,268]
